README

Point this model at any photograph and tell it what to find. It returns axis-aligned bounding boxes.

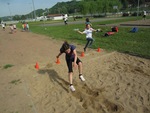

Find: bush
[75,16,83,19]
[93,15,105,18]
[122,13,129,17]
[131,12,142,16]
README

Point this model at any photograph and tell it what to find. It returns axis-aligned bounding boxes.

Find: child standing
[56,41,85,92]
[85,18,92,27]
[1,23,5,31]
[143,10,147,20]
[77,24,97,52]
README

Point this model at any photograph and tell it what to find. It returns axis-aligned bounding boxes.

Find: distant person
[143,10,146,20]
[1,23,5,31]
[77,24,98,52]
[63,14,68,25]
[56,41,85,92]
[22,23,25,31]
[9,24,14,34]
[85,18,92,26]
[24,23,27,31]
[13,24,17,33]
[26,23,29,31]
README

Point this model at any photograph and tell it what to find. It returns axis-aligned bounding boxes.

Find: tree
[120,0,128,9]
[13,15,21,20]
[21,15,26,20]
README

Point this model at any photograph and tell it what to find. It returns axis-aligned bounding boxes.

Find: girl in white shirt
[77,24,97,52]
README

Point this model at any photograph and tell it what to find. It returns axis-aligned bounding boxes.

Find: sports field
[0,19,150,113]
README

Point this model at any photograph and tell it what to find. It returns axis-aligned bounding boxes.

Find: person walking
[63,14,68,25]
[56,41,85,92]
[143,10,147,20]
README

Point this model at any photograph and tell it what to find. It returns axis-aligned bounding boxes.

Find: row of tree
[1,0,149,21]
[48,0,149,16]
[49,0,121,15]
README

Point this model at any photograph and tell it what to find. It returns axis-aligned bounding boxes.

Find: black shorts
[66,57,82,73]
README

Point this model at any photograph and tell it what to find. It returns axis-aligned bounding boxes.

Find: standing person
[56,41,85,92]
[77,24,97,52]
[63,14,68,25]
[143,10,146,20]
[22,23,25,31]
[1,23,5,31]
[26,23,29,31]
[85,18,92,26]
[13,24,17,33]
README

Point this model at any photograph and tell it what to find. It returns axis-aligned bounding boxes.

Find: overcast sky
[0,0,71,17]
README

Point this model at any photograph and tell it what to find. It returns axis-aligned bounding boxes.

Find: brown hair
[61,41,70,52]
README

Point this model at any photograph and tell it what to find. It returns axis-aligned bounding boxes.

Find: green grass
[17,17,150,58]
[3,64,14,69]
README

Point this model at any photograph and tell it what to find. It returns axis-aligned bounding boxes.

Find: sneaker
[70,85,75,92]
[79,75,85,81]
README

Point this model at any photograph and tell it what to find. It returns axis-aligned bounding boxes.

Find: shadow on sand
[38,69,69,93]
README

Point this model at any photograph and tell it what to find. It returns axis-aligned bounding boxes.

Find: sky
[0,0,71,17]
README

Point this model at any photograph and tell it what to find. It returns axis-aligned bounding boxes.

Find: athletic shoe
[79,75,85,81]
[70,85,75,92]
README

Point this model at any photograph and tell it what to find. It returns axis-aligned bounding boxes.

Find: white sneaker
[79,75,85,81]
[70,85,75,92]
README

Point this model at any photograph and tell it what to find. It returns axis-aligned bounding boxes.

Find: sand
[0,21,150,113]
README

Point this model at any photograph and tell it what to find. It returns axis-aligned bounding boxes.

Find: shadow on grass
[38,69,69,93]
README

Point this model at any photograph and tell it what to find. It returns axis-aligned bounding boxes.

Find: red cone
[35,62,39,69]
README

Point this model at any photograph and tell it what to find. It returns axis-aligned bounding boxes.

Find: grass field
[17,17,150,58]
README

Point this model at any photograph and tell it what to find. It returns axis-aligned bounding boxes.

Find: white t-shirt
[2,24,5,28]
[13,25,16,29]
[83,28,94,39]
[144,11,146,15]
[64,14,68,21]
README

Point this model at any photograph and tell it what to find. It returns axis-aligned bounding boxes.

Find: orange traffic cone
[35,62,39,69]
[97,48,100,52]
[56,58,60,64]
[81,52,85,57]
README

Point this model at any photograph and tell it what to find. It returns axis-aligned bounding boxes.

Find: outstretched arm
[77,30,84,34]
[56,52,62,58]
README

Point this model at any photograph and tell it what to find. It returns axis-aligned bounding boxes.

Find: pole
[32,0,36,21]
[7,3,12,21]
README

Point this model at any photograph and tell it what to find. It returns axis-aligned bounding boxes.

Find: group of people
[56,18,100,92]
[1,23,17,34]
[22,22,29,31]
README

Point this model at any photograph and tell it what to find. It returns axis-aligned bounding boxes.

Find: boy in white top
[63,14,68,25]
[77,24,97,52]
[143,10,146,20]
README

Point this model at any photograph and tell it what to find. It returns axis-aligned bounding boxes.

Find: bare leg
[78,62,82,74]
[68,72,73,85]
